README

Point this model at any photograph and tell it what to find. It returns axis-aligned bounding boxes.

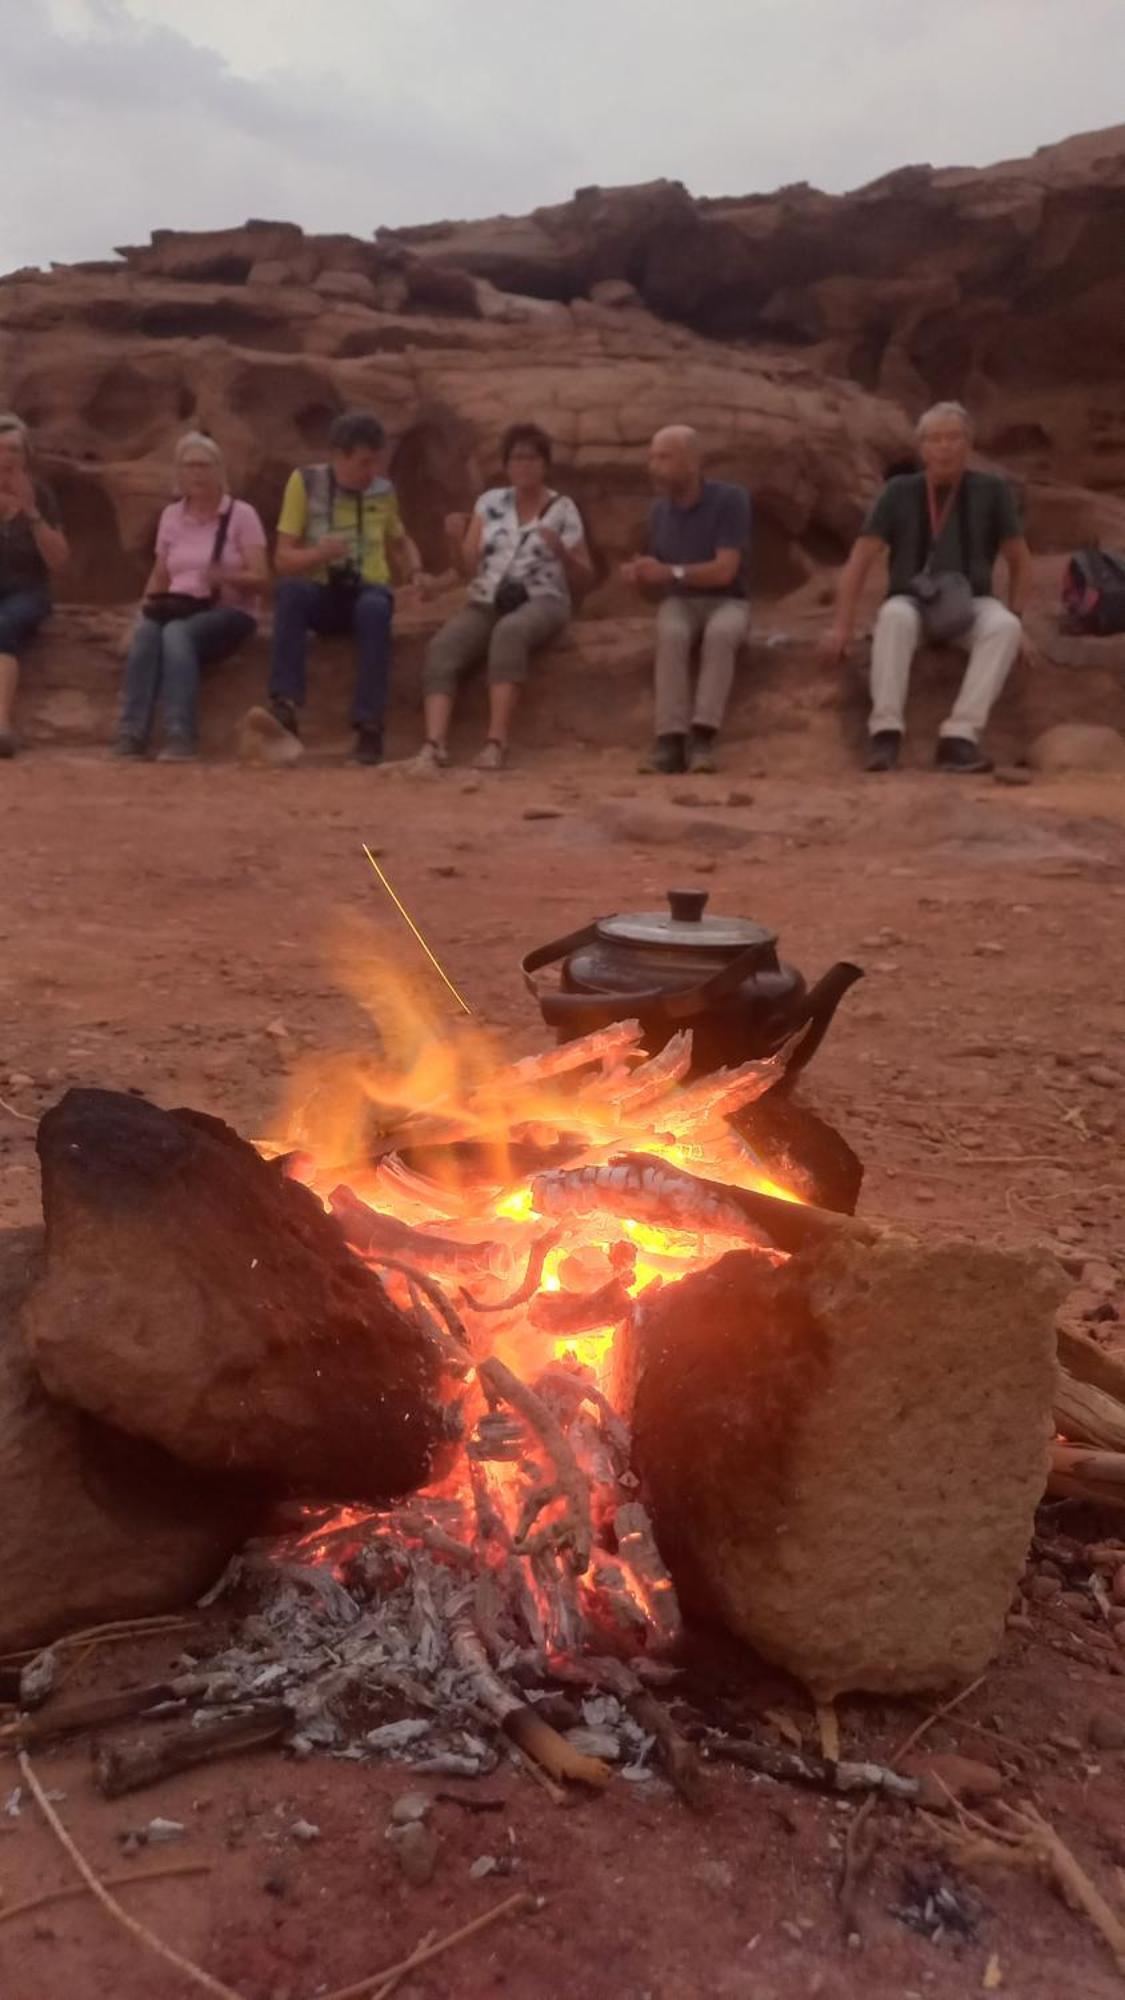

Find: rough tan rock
[21,1089,457,1502]
[630,1231,1064,1698]
[0,1227,257,1653]
[237,702,305,766]
[314,269,378,306]
[1028,722,1125,773]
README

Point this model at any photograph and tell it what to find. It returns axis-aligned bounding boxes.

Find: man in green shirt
[269,410,418,764]
[821,403,1031,773]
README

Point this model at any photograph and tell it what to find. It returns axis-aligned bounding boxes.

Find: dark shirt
[0,480,61,594]
[862,469,1022,600]
[648,479,752,598]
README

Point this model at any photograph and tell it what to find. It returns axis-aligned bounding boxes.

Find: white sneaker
[405,741,448,778]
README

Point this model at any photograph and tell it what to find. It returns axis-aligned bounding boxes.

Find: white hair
[916,401,973,441]
[0,413,30,460]
[174,430,227,492]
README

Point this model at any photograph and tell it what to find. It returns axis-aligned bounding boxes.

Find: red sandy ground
[1,739,1124,1999]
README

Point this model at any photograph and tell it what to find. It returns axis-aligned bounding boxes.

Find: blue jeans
[269,579,394,729]
[0,586,52,658]
[118,607,256,747]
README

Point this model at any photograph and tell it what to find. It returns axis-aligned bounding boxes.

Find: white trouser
[869,594,1021,742]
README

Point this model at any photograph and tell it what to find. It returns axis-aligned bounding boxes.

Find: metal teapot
[521,889,862,1080]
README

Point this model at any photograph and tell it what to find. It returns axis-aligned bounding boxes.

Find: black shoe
[352,725,384,766]
[112,735,146,759]
[865,730,902,773]
[936,735,993,774]
[638,733,687,775]
[269,697,300,739]
[687,726,719,774]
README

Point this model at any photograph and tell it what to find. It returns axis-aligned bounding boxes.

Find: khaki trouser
[654,594,751,736]
[870,594,1021,742]
[424,596,569,695]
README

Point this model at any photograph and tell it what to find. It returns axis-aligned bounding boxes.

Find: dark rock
[21,1090,456,1502]
[0,1226,257,1652]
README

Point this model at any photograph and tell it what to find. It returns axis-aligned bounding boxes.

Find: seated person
[0,413,69,758]
[269,410,418,766]
[621,426,751,775]
[820,401,1030,773]
[116,432,268,761]
[411,423,592,773]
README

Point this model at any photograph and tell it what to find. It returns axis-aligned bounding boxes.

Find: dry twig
[17,1750,242,1999]
[315,1889,537,2000]
[0,1860,212,1927]
[0,1613,198,1669]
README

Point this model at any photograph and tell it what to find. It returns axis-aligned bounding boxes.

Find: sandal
[473,739,508,772]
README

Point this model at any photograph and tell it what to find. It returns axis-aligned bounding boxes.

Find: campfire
[215,974,817,1791]
[3,942,1071,1812]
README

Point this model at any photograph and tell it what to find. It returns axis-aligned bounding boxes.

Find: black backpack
[1061,548,1125,637]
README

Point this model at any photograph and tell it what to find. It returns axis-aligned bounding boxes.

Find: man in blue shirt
[622,427,752,774]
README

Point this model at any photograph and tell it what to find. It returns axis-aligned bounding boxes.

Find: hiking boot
[473,739,508,772]
[936,735,993,774]
[352,725,384,766]
[269,696,300,738]
[112,735,146,759]
[865,730,902,773]
[687,727,719,774]
[405,740,449,778]
[157,738,198,763]
[0,731,17,760]
[638,733,687,775]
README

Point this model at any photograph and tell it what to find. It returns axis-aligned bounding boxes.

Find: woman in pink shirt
[115,433,268,760]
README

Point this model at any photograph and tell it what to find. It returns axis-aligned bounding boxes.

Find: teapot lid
[596,890,776,954]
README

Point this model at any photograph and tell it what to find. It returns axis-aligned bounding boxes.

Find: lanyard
[329,470,365,551]
[926,475,962,544]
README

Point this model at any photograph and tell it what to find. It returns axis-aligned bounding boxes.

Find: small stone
[264,1019,290,1042]
[388,1791,432,1825]
[1085,1066,1121,1089]
[993,765,1033,786]
[389,1818,438,1887]
[6,1073,34,1091]
[522,808,563,821]
[1024,1572,1061,1603]
[1088,1712,1125,1751]
[237,705,304,768]
[974,941,1005,957]
[469,1854,498,1879]
[725,790,755,808]
[144,1817,185,1844]
[429,865,460,878]
[460,779,482,794]
[290,1819,320,1843]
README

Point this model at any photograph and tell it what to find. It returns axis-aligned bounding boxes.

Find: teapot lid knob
[667,889,709,924]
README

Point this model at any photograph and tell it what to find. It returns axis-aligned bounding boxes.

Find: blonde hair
[174,430,226,493]
[0,413,30,461]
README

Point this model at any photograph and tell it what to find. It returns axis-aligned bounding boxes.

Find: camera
[328,557,363,592]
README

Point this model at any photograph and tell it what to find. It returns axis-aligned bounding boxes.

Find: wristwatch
[671,564,686,584]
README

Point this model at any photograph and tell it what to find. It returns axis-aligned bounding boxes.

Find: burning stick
[700,1733,919,1799]
[529,1276,634,1336]
[461,1228,562,1314]
[449,1611,611,1790]
[330,1185,503,1274]
[476,1356,593,1573]
[530,1157,773,1246]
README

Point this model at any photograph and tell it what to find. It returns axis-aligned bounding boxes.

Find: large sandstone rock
[630,1231,1064,1697]
[21,1090,457,1502]
[1028,722,1125,774]
[0,1227,257,1653]
[389,127,1125,497]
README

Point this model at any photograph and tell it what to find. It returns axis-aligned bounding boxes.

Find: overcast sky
[5,0,1124,274]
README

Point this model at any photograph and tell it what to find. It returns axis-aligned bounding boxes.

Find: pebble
[264,1019,290,1042]
[1086,1065,1121,1089]
[144,1817,185,1844]
[1088,1712,1125,1751]
[388,1791,432,1825]
[388,1818,439,1887]
[522,808,563,821]
[290,1819,320,1843]
[973,941,1006,957]
[725,790,755,808]
[5,1073,34,1090]
[1024,1572,1061,1603]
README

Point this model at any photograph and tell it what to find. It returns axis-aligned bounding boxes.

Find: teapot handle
[521,923,602,996]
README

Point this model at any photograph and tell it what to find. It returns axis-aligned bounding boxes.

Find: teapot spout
[785,961,864,1081]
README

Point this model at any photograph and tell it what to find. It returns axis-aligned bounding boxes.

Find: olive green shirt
[863,469,1022,599]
